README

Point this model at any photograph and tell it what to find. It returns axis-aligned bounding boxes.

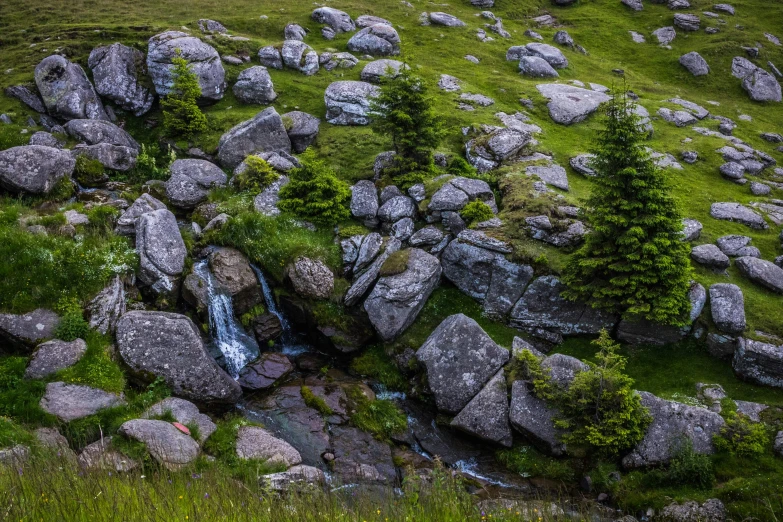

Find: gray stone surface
[691,244,730,269]
[0,309,59,352]
[25,338,87,379]
[78,437,138,472]
[119,419,200,470]
[709,284,746,335]
[238,352,293,390]
[710,202,768,229]
[324,81,380,125]
[360,59,406,83]
[509,381,566,456]
[680,52,710,76]
[536,84,611,125]
[287,257,334,300]
[115,193,166,235]
[430,12,466,27]
[34,55,107,121]
[208,247,264,315]
[451,369,512,447]
[236,426,302,467]
[347,24,401,56]
[165,159,227,209]
[40,382,125,422]
[233,66,277,104]
[281,40,319,75]
[518,43,568,68]
[216,107,291,169]
[735,256,783,293]
[147,31,225,103]
[136,209,186,295]
[88,43,155,116]
[682,218,703,241]
[282,111,320,153]
[312,7,355,33]
[143,397,216,443]
[0,145,74,195]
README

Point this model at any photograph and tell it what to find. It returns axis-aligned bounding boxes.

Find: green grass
[347,385,407,442]
[300,386,333,416]
[350,345,408,391]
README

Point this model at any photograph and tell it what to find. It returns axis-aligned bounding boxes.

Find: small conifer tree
[277,150,351,226]
[562,89,692,326]
[370,67,443,189]
[161,53,208,137]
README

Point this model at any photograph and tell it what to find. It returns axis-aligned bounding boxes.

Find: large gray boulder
[40,382,125,422]
[518,43,568,68]
[115,193,166,235]
[258,46,283,69]
[345,238,401,306]
[312,7,355,33]
[116,311,242,403]
[232,66,277,104]
[509,380,566,455]
[324,81,380,125]
[25,339,87,379]
[208,247,264,315]
[360,59,406,83]
[88,43,155,116]
[733,338,783,388]
[165,159,227,209]
[691,244,730,269]
[284,23,307,41]
[742,68,782,103]
[509,276,617,340]
[430,12,466,27]
[147,31,225,103]
[679,51,710,76]
[0,145,74,194]
[143,397,216,443]
[34,55,108,121]
[0,309,59,352]
[709,283,746,335]
[536,84,611,125]
[347,24,401,56]
[623,392,725,468]
[673,13,700,31]
[735,256,783,293]
[465,128,532,172]
[519,56,559,78]
[216,107,291,168]
[451,369,512,447]
[364,249,441,341]
[350,180,379,226]
[136,209,186,295]
[72,142,138,172]
[710,202,768,230]
[64,119,139,150]
[377,195,416,223]
[416,314,510,413]
[286,257,334,300]
[87,275,126,335]
[119,419,200,470]
[235,426,302,467]
[282,111,320,153]
[281,40,319,75]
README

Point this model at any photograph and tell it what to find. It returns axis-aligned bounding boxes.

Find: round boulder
[233,66,277,104]
[287,257,334,300]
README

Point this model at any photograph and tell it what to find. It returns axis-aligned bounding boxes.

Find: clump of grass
[337,224,370,238]
[0,356,54,427]
[379,249,410,277]
[347,386,407,442]
[0,416,35,448]
[460,199,494,226]
[73,155,106,187]
[350,346,408,391]
[55,331,126,393]
[496,445,575,482]
[300,386,333,416]
[233,156,279,193]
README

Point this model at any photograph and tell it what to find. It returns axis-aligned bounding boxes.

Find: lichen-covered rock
[661,499,726,522]
[710,202,768,230]
[519,56,559,78]
[232,66,277,104]
[324,81,380,125]
[88,43,155,116]
[258,46,283,69]
[40,382,125,422]
[347,24,401,56]
[236,426,302,467]
[465,128,532,172]
[34,55,108,121]
[691,244,730,269]
[451,369,512,447]
[679,51,710,76]
[509,380,566,455]
[312,7,355,33]
[733,337,783,388]
[735,256,783,293]
[517,43,568,68]
[742,68,782,103]
[282,111,320,153]
[143,397,216,443]
[350,179,379,226]
[709,283,746,335]
[25,339,87,379]
[0,309,60,352]
[136,209,186,295]
[360,59,407,83]
[165,159,227,209]
[119,419,200,470]
[0,145,74,195]
[281,40,319,75]
[115,193,166,235]
[286,257,334,300]
[536,83,611,125]
[216,107,291,169]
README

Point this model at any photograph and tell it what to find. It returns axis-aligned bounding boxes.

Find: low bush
[73,155,106,187]
[233,156,279,193]
[277,150,351,226]
[460,200,494,226]
[713,411,770,457]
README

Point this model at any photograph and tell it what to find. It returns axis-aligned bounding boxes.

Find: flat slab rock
[735,256,783,293]
[0,309,59,351]
[25,338,87,379]
[536,84,611,125]
[235,426,302,467]
[40,382,125,422]
[509,380,566,456]
[142,397,216,443]
[733,338,783,388]
[238,352,294,390]
[710,202,768,230]
[451,369,512,447]
[119,419,200,470]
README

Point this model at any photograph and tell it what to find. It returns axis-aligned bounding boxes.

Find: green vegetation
[53,298,91,342]
[713,410,771,457]
[348,386,407,442]
[300,386,333,416]
[496,445,575,482]
[55,333,126,393]
[460,199,494,226]
[277,151,351,226]
[161,55,207,137]
[233,155,279,192]
[561,91,692,326]
[73,155,106,187]
[200,415,282,481]
[370,67,442,189]
[350,345,408,391]
[379,249,410,277]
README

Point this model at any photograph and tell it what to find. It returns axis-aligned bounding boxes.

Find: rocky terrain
[0,0,782,520]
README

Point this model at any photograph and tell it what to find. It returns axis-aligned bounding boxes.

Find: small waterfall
[194,260,259,378]
[250,264,310,356]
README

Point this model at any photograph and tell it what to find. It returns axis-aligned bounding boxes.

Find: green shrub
[446,156,476,177]
[350,346,408,391]
[85,204,121,237]
[55,332,126,393]
[460,200,494,226]
[73,155,106,187]
[507,349,554,400]
[125,143,175,183]
[714,411,770,457]
[277,151,351,226]
[300,386,333,416]
[161,55,207,137]
[379,249,410,277]
[53,298,90,342]
[233,156,279,193]
[667,439,715,489]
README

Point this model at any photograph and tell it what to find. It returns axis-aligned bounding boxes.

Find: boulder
[416,314,510,413]
[0,309,59,352]
[34,427,76,459]
[673,13,700,31]
[451,369,512,447]
[622,0,644,10]
[510,276,617,338]
[258,46,283,69]
[466,128,532,172]
[325,81,380,125]
[143,397,216,443]
[623,392,725,468]
[360,59,406,83]
[232,66,277,104]
[40,382,125,422]
[78,437,138,472]
[281,111,320,153]
[116,311,242,403]
[330,425,396,483]
[719,162,745,179]
[115,193,166,235]
[690,244,730,269]
[661,500,726,522]
[377,195,416,223]
[410,226,446,247]
[4,85,46,113]
[680,52,710,76]
[735,256,783,293]
[509,380,566,455]
[715,235,752,256]
[519,56,559,78]
[743,68,783,103]
[438,74,462,92]
[236,426,301,467]
[284,23,307,41]
[147,31,226,103]
[64,119,138,151]
[653,26,677,45]
[356,15,392,28]
[238,352,293,390]
[350,180,379,226]
[29,131,63,148]
[208,247,264,315]
[536,84,611,125]
[526,164,569,191]
[347,24,401,56]
[88,43,155,116]
[281,40,319,75]
[253,175,289,216]
[165,159,227,209]
[263,465,326,491]
[658,108,697,127]
[136,209,186,295]
[34,55,107,121]
[25,338,87,379]
[364,249,441,341]
[709,284,745,335]
[733,338,783,388]
[710,202,768,230]
[518,43,568,68]
[0,145,74,195]
[216,107,291,169]
[312,7,355,33]
[86,275,126,335]
[345,238,401,305]
[119,419,200,470]
[286,257,334,300]
[430,12,466,27]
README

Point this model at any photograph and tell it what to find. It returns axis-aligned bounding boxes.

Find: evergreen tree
[277,150,351,226]
[370,67,442,189]
[561,89,692,326]
[161,54,207,137]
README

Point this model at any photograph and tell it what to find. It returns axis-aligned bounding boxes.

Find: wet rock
[143,397,216,443]
[331,425,396,482]
[40,381,125,422]
[136,209,186,295]
[236,426,302,467]
[165,159,227,209]
[451,369,512,447]
[116,311,242,403]
[509,381,566,455]
[208,247,263,314]
[119,419,199,470]
[88,43,154,116]
[735,256,783,293]
[709,283,745,335]
[0,145,75,195]
[25,338,87,379]
[238,352,293,390]
[416,314,509,413]
[34,55,107,121]
[0,309,59,352]
[347,24,401,56]
[217,107,291,169]
[324,81,379,126]
[286,257,334,300]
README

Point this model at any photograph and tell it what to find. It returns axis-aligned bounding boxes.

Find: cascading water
[194,260,259,378]
[250,264,311,356]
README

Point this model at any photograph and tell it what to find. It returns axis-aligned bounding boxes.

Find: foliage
[561,90,693,326]
[124,143,176,184]
[55,332,126,393]
[233,156,279,193]
[446,156,477,178]
[350,345,408,391]
[53,298,90,342]
[350,396,407,442]
[667,439,716,489]
[496,445,575,482]
[554,331,651,457]
[337,224,370,238]
[0,357,52,427]
[460,200,494,226]
[160,55,207,137]
[277,150,351,226]
[85,204,121,237]
[239,304,266,328]
[300,386,333,416]
[73,155,106,187]
[379,249,410,277]
[713,411,770,457]
[370,67,443,189]
[508,349,554,401]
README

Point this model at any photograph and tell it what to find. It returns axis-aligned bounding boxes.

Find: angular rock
[40,382,125,422]
[347,24,401,56]
[165,159,227,209]
[360,59,406,83]
[119,419,199,470]
[519,56,559,78]
[719,162,745,179]
[209,247,264,314]
[78,437,138,472]
[350,180,379,225]
[673,13,700,31]
[34,55,107,121]
[451,369,512,447]
[88,43,154,116]
[466,127,532,172]
[377,195,416,223]
[236,426,302,467]
[709,283,746,335]
[742,68,782,102]
[238,352,293,390]
[518,43,568,68]
[115,193,166,235]
[653,26,677,45]
[25,338,87,379]
[233,66,277,104]
[733,337,783,388]
[143,397,216,443]
[526,164,569,190]
[4,85,46,113]
[312,7,355,33]
[287,257,334,300]
[325,81,379,125]
[281,111,319,153]
[281,40,319,75]
[691,244,730,269]
[430,12,466,27]
[710,202,768,229]
[136,209,186,295]
[258,46,283,70]
[0,309,59,352]
[0,145,74,195]
[264,464,325,491]
[345,238,401,306]
[682,218,702,241]
[217,107,291,169]
[536,84,611,125]
[509,381,566,455]
[680,52,710,76]
[735,256,783,293]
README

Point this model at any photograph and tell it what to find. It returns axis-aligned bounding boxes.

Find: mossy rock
[379,249,410,277]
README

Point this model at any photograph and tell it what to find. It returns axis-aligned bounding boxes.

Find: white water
[453,458,517,489]
[251,264,311,356]
[194,260,259,378]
